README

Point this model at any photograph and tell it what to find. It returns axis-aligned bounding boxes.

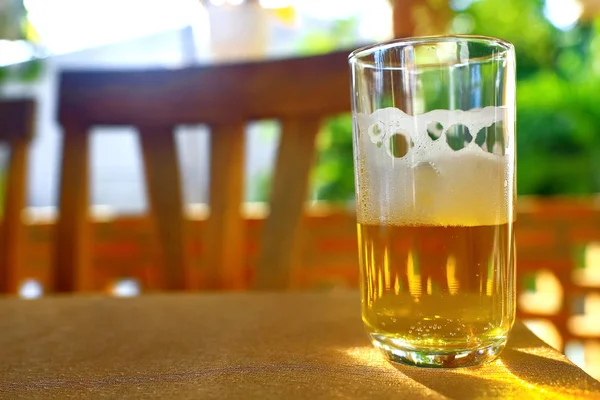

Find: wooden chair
[0,99,35,294]
[55,50,351,292]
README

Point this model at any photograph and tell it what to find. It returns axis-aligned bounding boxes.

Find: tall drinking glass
[349,36,516,368]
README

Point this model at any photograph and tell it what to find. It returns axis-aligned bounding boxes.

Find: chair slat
[139,126,187,290]
[55,49,352,292]
[58,50,351,126]
[0,99,35,294]
[0,141,29,293]
[204,124,246,290]
[0,100,35,142]
[54,125,90,292]
[255,118,321,290]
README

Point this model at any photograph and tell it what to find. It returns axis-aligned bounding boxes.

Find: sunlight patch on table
[341,346,386,368]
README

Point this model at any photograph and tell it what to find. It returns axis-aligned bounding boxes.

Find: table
[1,292,599,399]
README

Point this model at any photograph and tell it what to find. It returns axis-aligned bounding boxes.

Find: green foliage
[0,1,43,87]
[313,114,355,203]
[517,71,600,194]
[0,59,44,86]
[459,0,600,195]
[311,0,600,201]
[463,0,557,78]
[0,0,28,41]
[295,18,360,56]
[246,121,279,203]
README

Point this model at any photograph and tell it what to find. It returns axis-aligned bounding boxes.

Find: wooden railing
[13,198,600,355]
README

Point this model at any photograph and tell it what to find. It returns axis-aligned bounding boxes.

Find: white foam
[355,107,514,227]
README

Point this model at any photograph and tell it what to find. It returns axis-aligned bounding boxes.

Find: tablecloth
[1,292,599,399]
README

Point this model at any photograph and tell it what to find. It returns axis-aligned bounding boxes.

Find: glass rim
[348,34,515,68]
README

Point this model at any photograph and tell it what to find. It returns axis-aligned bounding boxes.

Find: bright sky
[20,0,392,56]
[0,0,394,73]
[16,0,584,60]
[23,0,206,54]
[0,1,397,81]
[0,40,35,66]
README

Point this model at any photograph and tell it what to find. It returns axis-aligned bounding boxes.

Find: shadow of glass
[392,362,539,399]
[387,347,600,399]
[335,321,600,399]
[501,348,600,393]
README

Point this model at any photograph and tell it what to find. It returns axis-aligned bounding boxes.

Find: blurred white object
[206,2,269,61]
[19,279,43,299]
[112,278,141,297]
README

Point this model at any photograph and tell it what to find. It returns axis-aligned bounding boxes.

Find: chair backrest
[55,50,351,292]
[0,99,35,294]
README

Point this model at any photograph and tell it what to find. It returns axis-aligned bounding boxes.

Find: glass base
[370,334,506,368]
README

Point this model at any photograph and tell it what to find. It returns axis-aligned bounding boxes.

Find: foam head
[355,107,514,227]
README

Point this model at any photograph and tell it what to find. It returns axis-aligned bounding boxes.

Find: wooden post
[391,0,451,38]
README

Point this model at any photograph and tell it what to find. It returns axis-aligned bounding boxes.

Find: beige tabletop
[0,291,599,399]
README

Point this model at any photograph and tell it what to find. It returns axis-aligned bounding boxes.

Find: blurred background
[4,0,600,209]
[2,0,600,378]
[3,0,600,210]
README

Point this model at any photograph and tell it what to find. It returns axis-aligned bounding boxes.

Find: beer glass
[349,36,516,368]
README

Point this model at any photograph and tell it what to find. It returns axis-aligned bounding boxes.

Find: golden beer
[349,35,516,367]
[353,140,515,366]
[358,222,515,366]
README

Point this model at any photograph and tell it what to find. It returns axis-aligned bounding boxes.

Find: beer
[353,108,515,366]
[354,141,515,366]
[358,222,515,364]
[349,35,516,367]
